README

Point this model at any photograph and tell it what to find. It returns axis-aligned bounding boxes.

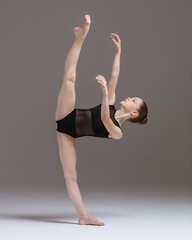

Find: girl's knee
[64,172,78,182]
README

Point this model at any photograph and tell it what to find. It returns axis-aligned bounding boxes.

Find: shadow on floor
[0,213,79,225]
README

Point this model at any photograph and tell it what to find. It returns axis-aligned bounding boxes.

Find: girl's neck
[115,109,124,127]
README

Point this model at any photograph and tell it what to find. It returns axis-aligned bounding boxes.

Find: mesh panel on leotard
[75,109,94,137]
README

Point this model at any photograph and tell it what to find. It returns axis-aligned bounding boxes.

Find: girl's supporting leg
[56,132,105,226]
[56,132,88,216]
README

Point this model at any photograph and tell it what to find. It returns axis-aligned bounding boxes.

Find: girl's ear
[131,110,139,117]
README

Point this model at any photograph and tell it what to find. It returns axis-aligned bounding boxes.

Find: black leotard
[56,104,121,139]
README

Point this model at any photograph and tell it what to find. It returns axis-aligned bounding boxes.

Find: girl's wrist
[116,49,121,54]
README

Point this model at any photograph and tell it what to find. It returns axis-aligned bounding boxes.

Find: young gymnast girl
[55,15,148,226]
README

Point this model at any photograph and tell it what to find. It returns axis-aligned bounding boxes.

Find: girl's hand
[96,75,108,95]
[110,33,121,53]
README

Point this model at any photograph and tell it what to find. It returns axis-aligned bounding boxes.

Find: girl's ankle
[78,212,89,218]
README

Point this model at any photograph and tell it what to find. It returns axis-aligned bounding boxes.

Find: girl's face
[120,97,142,113]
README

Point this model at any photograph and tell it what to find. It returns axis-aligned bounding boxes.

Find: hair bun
[139,116,148,125]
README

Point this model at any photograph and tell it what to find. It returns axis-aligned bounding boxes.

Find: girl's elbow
[115,132,123,140]
[118,133,123,139]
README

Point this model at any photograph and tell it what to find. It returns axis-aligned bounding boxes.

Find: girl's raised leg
[55,14,91,121]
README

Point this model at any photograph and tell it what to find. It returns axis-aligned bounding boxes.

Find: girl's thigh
[56,131,77,178]
[55,75,76,121]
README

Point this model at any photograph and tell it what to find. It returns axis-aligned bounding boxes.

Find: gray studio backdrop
[0,0,191,188]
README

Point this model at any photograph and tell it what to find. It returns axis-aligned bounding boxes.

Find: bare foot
[78,214,105,226]
[73,14,91,40]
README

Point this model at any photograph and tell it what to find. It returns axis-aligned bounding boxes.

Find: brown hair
[127,99,148,125]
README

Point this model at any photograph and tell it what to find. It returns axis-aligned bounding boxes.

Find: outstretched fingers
[110,33,121,43]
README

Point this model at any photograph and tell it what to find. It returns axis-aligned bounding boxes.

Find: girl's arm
[96,75,123,139]
[110,50,121,76]
[101,92,110,120]
[108,33,121,105]
[96,75,110,119]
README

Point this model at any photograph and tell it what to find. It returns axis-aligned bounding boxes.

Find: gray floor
[0,184,191,240]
